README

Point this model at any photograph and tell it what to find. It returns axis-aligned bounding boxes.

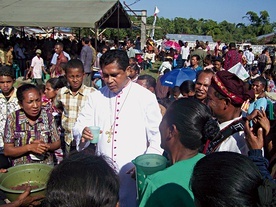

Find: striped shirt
[4,108,60,166]
[54,84,95,145]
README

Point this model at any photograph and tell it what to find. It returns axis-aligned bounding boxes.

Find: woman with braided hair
[139,98,221,207]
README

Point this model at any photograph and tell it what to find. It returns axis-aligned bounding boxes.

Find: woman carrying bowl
[3,84,60,166]
[139,98,220,207]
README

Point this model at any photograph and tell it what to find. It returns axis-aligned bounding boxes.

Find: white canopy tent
[0,0,131,28]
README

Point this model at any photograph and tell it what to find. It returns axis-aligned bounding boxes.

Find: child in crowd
[45,77,67,164]
[158,56,172,75]
[0,66,21,169]
[57,62,66,77]
[36,84,49,106]
[179,80,195,98]
[264,69,276,92]
[92,72,103,90]
[129,63,140,82]
[171,86,183,100]
[249,65,260,81]
[54,59,95,156]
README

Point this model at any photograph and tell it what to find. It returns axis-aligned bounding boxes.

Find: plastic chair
[12,63,21,79]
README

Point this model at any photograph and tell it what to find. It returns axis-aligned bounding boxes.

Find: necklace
[106,80,132,143]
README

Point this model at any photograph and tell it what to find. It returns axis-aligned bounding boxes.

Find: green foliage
[75,10,275,44]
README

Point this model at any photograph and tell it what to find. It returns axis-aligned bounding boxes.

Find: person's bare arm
[1,186,44,207]
[244,120,264,150]
[4,142,49,158]
[48,140,61,151]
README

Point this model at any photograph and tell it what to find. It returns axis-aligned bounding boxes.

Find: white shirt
[73,81,162,207]
[245,51,255,65]
[180,46,189,60]
[216,116,248,155]
[31,56,44,78]
[50,51,71,65]
[159,61,172,75]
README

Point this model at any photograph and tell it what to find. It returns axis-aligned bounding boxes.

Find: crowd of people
[0,33,275,207]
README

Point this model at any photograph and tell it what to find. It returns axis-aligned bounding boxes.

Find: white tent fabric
[0,0,131,28]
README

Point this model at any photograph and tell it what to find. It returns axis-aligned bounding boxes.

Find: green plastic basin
[0,163,53,202]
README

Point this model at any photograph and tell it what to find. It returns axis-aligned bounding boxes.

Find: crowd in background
[0,31,275,207]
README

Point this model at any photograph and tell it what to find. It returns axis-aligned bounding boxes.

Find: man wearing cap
[29,49,48,85]
[205,70,254,155]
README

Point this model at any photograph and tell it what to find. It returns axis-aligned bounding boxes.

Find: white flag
[151,6,160,40]
[154,6,160,15]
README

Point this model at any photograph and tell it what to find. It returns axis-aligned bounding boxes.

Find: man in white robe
[73,50,162,207]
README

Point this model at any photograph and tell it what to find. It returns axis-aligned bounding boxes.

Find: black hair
[163,68,171,74]
[196,69,214,80]
[101,45,110,53]
[229,42,236,48]
[128,39,135,45]
[164,98,220,150]
[252,76,267,91]
[46,77,67,90]
[0,66,15,79]
[157,98,173,109]
[172,86,180,93]
[180,80,195,94]
[204,54,212,62]
[55,42,64,49]
[16,84,40,103]
[213,56,223,64]
[65,59,84,73]
[191,152,276,207]
[191,54,200,61]
[178,40,184,47]
[137,74,156,89]
[129,63,139,71]
[45,151,119,207]
[129,57,137,63]
[100,50,129,71]
[7,45,13,51]
[37,84,45,93]
[82,37,90,44]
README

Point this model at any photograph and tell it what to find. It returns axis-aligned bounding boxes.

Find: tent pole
[78,28,81,41]
[141,10,147,50]
[52,27,54,39]
[117,1,120,49]
[95,23,98,51]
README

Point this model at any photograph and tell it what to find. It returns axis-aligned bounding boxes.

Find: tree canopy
[80,10,276,44]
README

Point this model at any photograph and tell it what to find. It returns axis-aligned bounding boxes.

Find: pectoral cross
[105,127,113,143]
